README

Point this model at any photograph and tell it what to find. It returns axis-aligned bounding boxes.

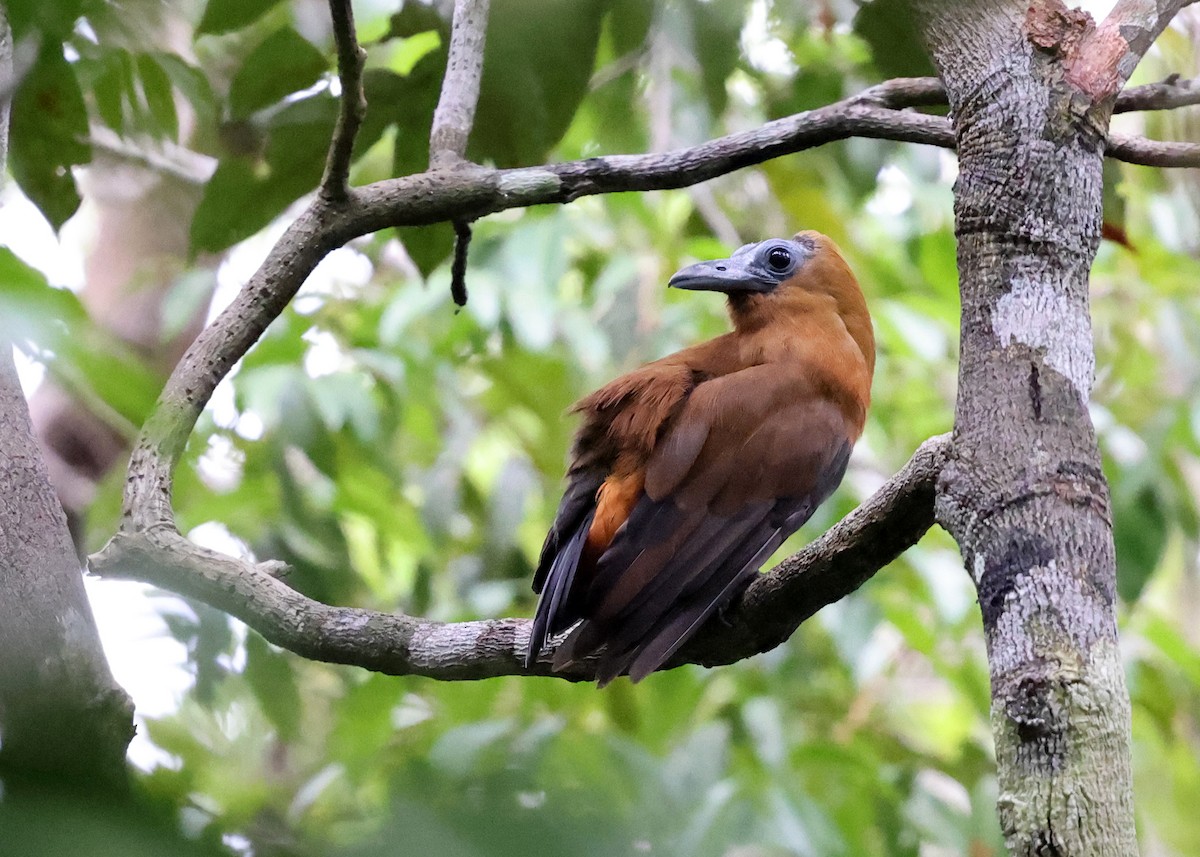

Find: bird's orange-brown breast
[528,231,874,684]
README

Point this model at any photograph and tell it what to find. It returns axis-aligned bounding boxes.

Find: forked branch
[92,0,1198,681]
[429,0,490,169]
[92,437,950,681]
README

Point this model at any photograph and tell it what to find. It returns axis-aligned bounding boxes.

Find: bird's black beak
[667,257,774,293]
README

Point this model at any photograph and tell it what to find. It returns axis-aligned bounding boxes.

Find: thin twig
[319,0,368,201]
[450,220,472,306]
[92,437,950,682]
[850,76,948,108]
[429,0,490,169]
[88,127,216,185]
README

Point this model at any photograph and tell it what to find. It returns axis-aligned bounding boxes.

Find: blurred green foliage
[4,0,1200,855]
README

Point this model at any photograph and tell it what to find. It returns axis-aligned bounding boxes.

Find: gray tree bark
[0,347,134,787]
[0,5,133,790]
[910,0,1188,853]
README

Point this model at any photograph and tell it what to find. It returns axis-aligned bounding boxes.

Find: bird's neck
[728,292,873,370]
[726,294,874,434]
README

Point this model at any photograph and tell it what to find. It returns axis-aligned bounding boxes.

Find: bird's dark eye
[766,246,792,272]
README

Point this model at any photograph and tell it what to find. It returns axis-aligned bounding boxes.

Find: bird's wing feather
[532,469,603,593]
[527,468,603,666]
[528,357,701,665]
[561,366,855,683]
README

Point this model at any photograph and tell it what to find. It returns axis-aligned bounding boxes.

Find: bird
[526,231,874,686]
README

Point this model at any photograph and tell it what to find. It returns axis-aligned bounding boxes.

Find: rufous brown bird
[527,231,874,685]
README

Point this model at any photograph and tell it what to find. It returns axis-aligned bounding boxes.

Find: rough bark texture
[0,5,133,790]
[428,0,490,168]
[0,347,134,786]
[909,0,1173,853]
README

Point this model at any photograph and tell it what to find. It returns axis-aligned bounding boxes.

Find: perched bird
[527,231,874,685]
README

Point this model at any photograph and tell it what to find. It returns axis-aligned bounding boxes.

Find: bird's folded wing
[559,366,854,683]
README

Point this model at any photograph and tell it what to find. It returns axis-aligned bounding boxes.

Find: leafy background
[1,0,1199,855]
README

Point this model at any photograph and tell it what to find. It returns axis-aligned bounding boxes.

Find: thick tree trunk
[0,346,134,787]
[912,1,1141,854]
[0,7,133,790]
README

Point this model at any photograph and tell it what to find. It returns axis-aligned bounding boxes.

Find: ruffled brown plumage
[528,231,874,685]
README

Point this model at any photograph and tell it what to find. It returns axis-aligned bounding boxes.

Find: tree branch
[1108,132,1200,167]
[429,0,490,169]
[0,345,134,784]
[674,433,952,670]
[319,0,367,201]
[1045,0,1199,102]
[1099,0,1196,86]
[100,64,1195,685]
[1114,74,1200,113]
[111,78,1199,535]
[851,73,1200,113]
[91,436,950,682]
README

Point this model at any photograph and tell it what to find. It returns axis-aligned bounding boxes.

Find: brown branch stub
[319,0,368,202]
[450,220,472,306]
[1026,0,1096,57]
[92,435,951,682]
[1021,0,1194,104]
[429,0,491,170]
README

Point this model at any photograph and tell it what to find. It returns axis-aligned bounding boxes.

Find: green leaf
[854,0,937,79]
[10,45,91,230]
[469,0,608,167]
[153,53,219,126]
[429,719,515,778]
[382,2,448,41]
[360,66,440,171]
[137,53,180,139]
[691,0,747,118]
[5,0,83,39]
[399,223,456,278]
[191,92,338,253]
[229,27,329,119]
[190,158,270,254]
[0,247,85,343]
[608,0,653,57]
[243,633,302,741]
[197,0,288,35]
[55,337,165,427]
[1113,482,1168,602]
[84,49,129,134]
